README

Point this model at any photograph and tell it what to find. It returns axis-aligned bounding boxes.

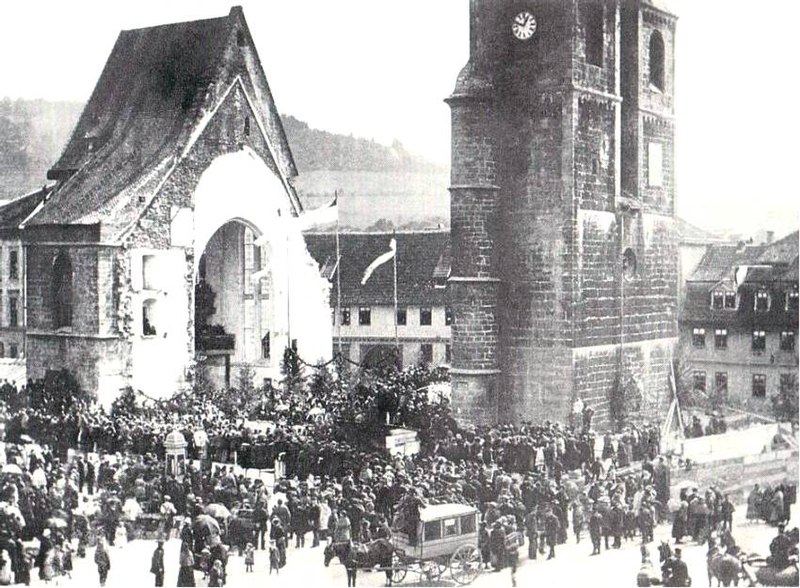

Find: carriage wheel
[450,544,482,585]
[391,552,407,584]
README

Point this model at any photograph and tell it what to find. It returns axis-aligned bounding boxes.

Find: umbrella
[204,503,231,520]
[307,407,325,417]
[193,514,221,537]
[1,464,22,475]
[46,517,68,529]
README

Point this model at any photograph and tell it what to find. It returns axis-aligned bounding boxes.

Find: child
[244,542,255,573]
[200,547,212,579]
[269,541,280,575]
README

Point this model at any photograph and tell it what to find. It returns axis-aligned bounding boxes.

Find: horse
[707,545,745,586]
[324,539,394,587]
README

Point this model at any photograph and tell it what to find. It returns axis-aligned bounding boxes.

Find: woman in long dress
[746,484,761,521]
[177,540,195,587]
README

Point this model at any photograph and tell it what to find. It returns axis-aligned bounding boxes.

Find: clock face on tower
[512,11,537,40]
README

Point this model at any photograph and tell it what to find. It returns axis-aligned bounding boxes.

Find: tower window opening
[244,116,250,137]
[622,248,637,280]
[52,252,73,329]
[649,30,665,91]
[585,3,604,67]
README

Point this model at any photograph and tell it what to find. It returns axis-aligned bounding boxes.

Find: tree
[609,370,642,432]
[771,373,799,423]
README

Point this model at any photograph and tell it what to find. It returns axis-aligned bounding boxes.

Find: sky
[0,0,798,238]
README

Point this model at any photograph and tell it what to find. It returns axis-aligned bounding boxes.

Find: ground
[26,504,795,587]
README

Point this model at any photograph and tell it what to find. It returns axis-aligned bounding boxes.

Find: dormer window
[724,292,737,309]
[711,292,724,310]
[787,290,799,311]
[754,291,770,312]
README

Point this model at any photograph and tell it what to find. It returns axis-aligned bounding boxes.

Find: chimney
[766,230,775,244]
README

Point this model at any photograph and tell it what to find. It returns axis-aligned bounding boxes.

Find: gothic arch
[649,30,665,91]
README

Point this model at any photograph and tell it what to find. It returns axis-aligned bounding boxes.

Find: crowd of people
[0,360,791,586]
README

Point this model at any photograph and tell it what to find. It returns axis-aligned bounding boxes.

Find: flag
[296,193,338,231]
[361,238,396,285]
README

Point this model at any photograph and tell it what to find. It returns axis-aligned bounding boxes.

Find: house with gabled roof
[680,231,798,410]
[304,230,452,369]
[20,7,331,403]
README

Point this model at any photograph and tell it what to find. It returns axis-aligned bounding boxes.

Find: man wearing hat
[663,547,690,587]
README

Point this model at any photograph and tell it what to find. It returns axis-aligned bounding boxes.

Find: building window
[9,250,18,281]
[724,292,737,309]
[8,296,17,328]
[692,371,706,392]
[358,307,371,326]
[585,3,604,67]
[8,344,17,359]
[420,307,432,326]
[780,331,796,352]
[262,332,271,360]
[754,290,770,312]
[787,290,799,311]
[711,292,724,310]
[142,300,157,336]
[752,373,767,398]
[434,276,446,289]
[142,254,157,290]
[752,330,766,352]
[649,30,665,91]
[397,308,407,326]
[341,308,351,326]
[714,329,727,349]
[445,344,451,364]
[0,343,4,358]
[244,116,251,137]
[780,373,796,394]
[445,307,454,326]
[420,343,433,366]
[692,328,706,348]
[715,372,728,395]
[52,252,73,329]
[647,142,663,187]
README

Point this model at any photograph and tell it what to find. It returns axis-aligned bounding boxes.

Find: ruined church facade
[22,7,331,404]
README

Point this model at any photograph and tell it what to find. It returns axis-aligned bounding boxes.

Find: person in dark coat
[489,521,506,570]
[543,507,560,560]
[664,548,691,587]
[524,509,539,560]
[94,537,111,587]
[86,460,96,495]
[589,507,603,555]
[150,540,165,587]
[478,522,491,569]
[35,529,52,581]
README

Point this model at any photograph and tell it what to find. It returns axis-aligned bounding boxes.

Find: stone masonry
[449,0,678,428]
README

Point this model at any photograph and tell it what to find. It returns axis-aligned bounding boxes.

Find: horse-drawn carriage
[391,503,483,585]
[325,503,482,586]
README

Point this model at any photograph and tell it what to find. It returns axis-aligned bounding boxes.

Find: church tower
[448,0,678,428]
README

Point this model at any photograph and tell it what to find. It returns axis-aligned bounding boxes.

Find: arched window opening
[649,30,665,91]
[244,116,250,137]
[622,248,637,280]
[52,252,73,329]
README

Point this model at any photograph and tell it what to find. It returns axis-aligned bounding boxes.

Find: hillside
[0,99,449,229]
[0,98,83,200]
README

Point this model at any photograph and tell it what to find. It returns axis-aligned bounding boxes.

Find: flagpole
[335,191,342,354]
[285,211,291,348]
[393,231,399,360]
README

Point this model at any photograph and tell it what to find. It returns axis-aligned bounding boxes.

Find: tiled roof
[674,217,729,246]
[304,231,450,306]
[757,231,799,265]
[26,7,297,239]
[688,244,767,283]
[0,187,50,238]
